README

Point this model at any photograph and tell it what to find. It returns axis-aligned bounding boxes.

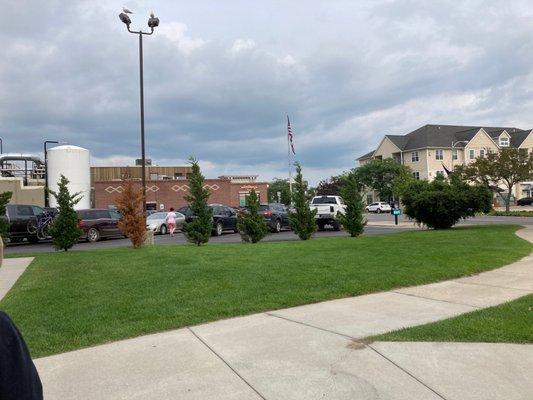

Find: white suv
[366,201,392,213]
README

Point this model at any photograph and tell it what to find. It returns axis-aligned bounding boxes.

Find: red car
[77,209,124,242]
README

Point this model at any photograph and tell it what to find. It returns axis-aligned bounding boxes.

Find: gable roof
[356,149,375,161]
[356,124,530,161]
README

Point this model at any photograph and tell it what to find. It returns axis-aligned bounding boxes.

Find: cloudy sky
[2,1,533,184]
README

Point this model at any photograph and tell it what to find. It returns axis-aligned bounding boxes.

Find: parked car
[259,203,291,233]
[2,204,45,244]
[77,209,123,242]
[146,211,185,234]
[366,202,392,213]
[517,197,533,206]
[178,204,239,236]
[309,195,346,231]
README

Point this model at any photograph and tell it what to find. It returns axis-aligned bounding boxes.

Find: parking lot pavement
[5,213,532,255]
[4,225,413,255]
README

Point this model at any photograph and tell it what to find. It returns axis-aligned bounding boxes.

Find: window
[435,149,443,160]
[32,206,44,216]
[16,205,33,216]
[469,149,475,160]
[110,210,121,220]
[499,137,509,147]
[479,149,485,158]
[452,149,458,160]
[311,196,337,204]
[366,194,373,205]
[411,151,419,162]
[412,172,420,180]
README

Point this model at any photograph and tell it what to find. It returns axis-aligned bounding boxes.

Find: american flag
[287,116,295,154]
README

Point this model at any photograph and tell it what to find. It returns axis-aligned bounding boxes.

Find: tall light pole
[44,140,60,207]
[119,9,160,212]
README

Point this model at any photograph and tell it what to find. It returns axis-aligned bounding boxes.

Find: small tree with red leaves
[115,177,146,248]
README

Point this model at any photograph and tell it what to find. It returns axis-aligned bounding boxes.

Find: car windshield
[147,212,166,220]
[312,197,337,204]
[259,205,270,211]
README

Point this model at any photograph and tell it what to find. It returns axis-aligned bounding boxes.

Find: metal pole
[44,142,48,207]
[139,32,147,212]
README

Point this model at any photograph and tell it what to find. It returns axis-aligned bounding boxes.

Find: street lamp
[118,9,160,212]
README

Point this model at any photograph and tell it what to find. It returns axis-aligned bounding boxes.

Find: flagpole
[287,115,292,197]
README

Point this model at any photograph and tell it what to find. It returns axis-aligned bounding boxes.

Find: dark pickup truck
[2,204,45,243]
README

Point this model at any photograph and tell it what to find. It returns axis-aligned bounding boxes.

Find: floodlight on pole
[118,10,159,212]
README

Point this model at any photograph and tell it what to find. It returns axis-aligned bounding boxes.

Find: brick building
[93,171,269,210]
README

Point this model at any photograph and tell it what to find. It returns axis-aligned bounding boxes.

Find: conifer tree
[183,157,212,246]
[337,171,366,237]
[48,175,82,251]
[0,191,13,240]
[238,189,268,243]
[115,178,146,248]
[289,162,317,240]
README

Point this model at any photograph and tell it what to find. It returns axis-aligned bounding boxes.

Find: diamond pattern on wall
[105,186,124,194]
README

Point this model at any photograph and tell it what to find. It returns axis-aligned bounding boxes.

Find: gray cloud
[1,0,533,184]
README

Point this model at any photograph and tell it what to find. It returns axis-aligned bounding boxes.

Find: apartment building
[357,124,533,203]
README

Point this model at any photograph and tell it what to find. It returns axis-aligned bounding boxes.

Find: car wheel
[160,224,168,235]
[377,208,381,213]
[87,228,100,243]
[28,236,39,244]
[274,220,281,233]
[9,237,23,244]
[332,221,341,231]
[213,222,223,236]
[317,222,325,231]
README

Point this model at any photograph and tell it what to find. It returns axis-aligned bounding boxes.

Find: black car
[259,203,291,233]
[178,204,238,236]
[2,204,45,243]
[517,197,533,206]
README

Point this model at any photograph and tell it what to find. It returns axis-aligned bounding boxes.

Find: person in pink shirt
[165,208,177,237]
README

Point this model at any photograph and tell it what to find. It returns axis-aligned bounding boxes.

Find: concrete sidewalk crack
[266,312,356,340]
[187,327,268,400]
[392,291,482,309]
[367,344,449,400]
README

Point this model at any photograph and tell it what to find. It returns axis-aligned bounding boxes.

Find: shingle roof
[510,130,532,147]
[356,124,530,161]
[386,124,521,151]
[356,149,375,161]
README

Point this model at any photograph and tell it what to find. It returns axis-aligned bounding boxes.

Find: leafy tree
[337,171,366,237]
[356,158,412,201]
[457,148,533,212]
[0,191,12,240]
[401,175,491,229]
[289,162,317,240]
[237,189,268,243]
[115,178,146,248]
[48,175,82,251]
[183,157,213,246]
[268,178,291,205]
[316,174,345,195]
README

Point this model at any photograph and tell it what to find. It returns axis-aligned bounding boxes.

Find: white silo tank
[47,145,91,210]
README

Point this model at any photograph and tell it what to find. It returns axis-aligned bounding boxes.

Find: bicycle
[27,212,56,241]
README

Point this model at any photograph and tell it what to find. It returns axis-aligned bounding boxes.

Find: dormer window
[499,137,509,147]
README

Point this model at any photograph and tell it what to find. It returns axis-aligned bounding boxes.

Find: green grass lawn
[372,294,533,343]
[1,225,530,358]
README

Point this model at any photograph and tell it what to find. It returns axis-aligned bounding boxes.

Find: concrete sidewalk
[35,227,533,400]
[0,257,33,300]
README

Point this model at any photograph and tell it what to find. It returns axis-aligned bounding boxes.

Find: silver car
[146,211,185,234]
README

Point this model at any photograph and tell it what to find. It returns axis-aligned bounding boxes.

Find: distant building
[93,166,269,210]
[357,124,533,204]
